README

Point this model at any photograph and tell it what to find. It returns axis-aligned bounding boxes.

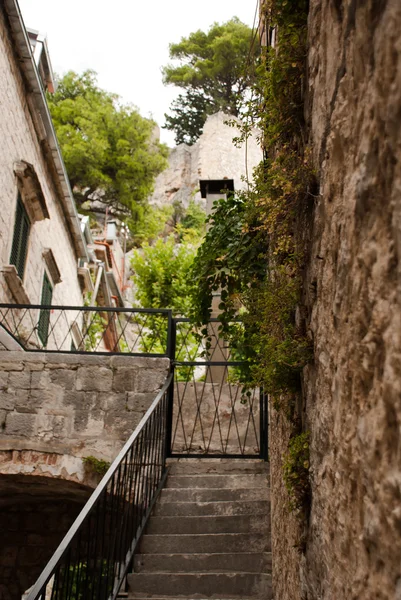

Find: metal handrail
[26,373,173,600]
[0,304,172,356]
[0,304,172,313]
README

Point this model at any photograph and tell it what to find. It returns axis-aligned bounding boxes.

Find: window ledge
[14,160,49,222]
[71,321,84,350]
[2,265,31,304]
[43,249,61,284]
[78,266,94,293]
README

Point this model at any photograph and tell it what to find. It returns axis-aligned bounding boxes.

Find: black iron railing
[168,318,268,459]
[25,373,172,600]
[0,304,172,356]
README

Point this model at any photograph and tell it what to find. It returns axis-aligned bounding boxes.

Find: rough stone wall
[0,352,169,481]
[269,408,303,600]
[271,1,401,599]
[0,352,168,600]
[0,9,82,307]
[149,112,262,208]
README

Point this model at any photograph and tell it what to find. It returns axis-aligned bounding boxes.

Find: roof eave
[3,0,88,262]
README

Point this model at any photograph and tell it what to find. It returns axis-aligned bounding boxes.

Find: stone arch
[0,452,98,600]
[0,449,101,488]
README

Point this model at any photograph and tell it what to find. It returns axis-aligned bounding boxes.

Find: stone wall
[271,1,401,599]
[269,408,303,600]
[0,8,83,307]
[0,352,168,600]
[0,352,169,482]
[149,112,262,209]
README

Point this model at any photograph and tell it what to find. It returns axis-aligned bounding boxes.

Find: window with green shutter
[38,273,53,346]
[10,194,31,279]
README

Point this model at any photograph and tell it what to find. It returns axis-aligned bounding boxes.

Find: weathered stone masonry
[270,2,401,600]
[0,352,169,482]
[0,352,169,600]
[0,7,84,307]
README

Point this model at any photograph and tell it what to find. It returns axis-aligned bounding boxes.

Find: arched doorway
[0,474,92,600]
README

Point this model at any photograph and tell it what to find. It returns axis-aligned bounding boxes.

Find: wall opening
[0,474,92,600]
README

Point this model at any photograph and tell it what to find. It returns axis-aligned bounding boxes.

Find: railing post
[260,388,269,461]
[165,314,176,459]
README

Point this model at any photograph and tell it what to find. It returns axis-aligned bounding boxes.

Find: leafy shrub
[82,456,110,476]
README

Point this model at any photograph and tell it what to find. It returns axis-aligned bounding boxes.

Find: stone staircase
[127,459,272,600]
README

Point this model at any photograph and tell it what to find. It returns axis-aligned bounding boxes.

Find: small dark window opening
[10,194,31,279]
[38,272,53,346]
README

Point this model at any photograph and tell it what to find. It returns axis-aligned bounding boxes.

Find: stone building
[149,111,262,209]
[0,4,171,599]
[0,0,87,312]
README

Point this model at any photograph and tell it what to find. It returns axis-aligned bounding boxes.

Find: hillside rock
[150,112,262,208]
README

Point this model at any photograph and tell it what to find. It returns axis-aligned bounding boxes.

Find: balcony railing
[0,304,172,356]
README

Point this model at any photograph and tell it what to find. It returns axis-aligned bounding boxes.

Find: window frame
[38,271,53,346]
[10,192,31,280]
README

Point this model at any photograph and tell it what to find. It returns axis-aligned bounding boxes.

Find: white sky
[18,0,258,146]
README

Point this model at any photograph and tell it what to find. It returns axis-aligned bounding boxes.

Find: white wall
[0,10,82,308]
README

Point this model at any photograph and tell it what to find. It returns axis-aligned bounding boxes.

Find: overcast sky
[18,0,258,146]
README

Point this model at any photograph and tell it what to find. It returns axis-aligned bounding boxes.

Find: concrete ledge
[0,325,24,352]
[0,351,169,369]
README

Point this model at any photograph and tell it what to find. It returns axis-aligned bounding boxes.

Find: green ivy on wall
[283,432,311,513]
[191,0,314,393]
[190,0,313,515]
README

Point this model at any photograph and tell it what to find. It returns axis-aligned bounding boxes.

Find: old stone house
[0,0,87,313]
[148,111,262,210]
[0,1,129,355]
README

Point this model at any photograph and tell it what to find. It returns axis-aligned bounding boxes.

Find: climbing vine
[283,432,311,512]
[191,0,313,515]
[191,0,313,391]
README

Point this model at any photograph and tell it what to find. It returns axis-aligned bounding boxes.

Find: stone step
[167,459,269,475]
[139,533,270,554]
[127,572,271,598]
[153,500,270,517]
[128,460,272,600]
[159,487,268,503]
[165,474,269,489]
[145,514,269,535]
[134,552,272,574]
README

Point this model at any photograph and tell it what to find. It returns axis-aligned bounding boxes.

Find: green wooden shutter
[38,273,53,346]
[10,194,31,279]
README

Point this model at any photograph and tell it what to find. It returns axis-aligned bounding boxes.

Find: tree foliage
[131,227,205,377]
[48,70,168,218]
[129,199,206,249]
[190,0,314,395]
[131,235,198,316]
[163,18,258,145]
[129,204,173,247]
[131,198,205,316]
[164,91,215,146]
